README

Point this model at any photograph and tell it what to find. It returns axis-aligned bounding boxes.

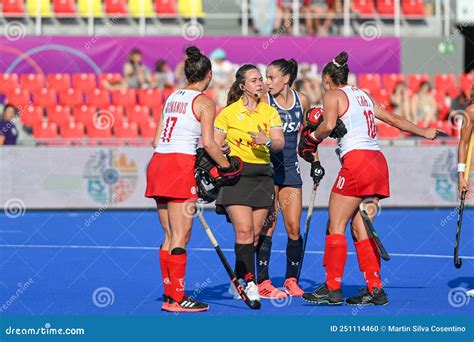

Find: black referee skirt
[216,162,274,208]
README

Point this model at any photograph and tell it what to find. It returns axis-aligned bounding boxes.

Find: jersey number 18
[363,110,376,139]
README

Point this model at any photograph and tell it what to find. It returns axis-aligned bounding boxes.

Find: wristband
[265,138,272,148]
[458,163,466,173]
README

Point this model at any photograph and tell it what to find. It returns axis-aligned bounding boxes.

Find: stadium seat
[129,0,154,17]
[3,0,25,15]
[402,0,425,16]
[21,106,44,126]
[73,105,96,126]
[352,0,375,16]
[99,73,123,88]
[0,74,19,94]
[47,105,71,127]
[98,105,125,126]
[460,73,474,96]
[138,88,163,108]
[20,74,46,94]
[178,0,204,17]
[434,74,457,98]
[47,73,71,92]
[376,122,401,139]
[60,122,85,140]
[53,0,76,15]
[382,73,404,94]
[358,73,382,94]
[372,88,391,109]
[114,122,139,139]
[126,105,150,125]
[6,88,31,107]
[154,0,177,15]
[34,88,57,107]
[431,89,450,121]
[162,87,174,101]
[112,89,137,107]
[59,88,83,106]
[87,124,112,139]
[77,0,104,16]
[26,0,53,16]
[33,122,59,140]
[377,0,395,15]
[139,120,157,138]
[407,73,429,93]
[105,0,128,15]
[85,89,110,107]
[72,73,97,92]
[152,104,163,122]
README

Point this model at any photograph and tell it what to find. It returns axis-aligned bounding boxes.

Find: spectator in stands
[250,0,277,35]
[123,49,152,89]
[174,49,188,88]
[411,81,438,127]
[294,63,322,105]
[0,105,18,146]
[390,82,412,122]
[210,48,234,107]
[153,59,175,89]
[276,0,305,34]
[304,0,336,36]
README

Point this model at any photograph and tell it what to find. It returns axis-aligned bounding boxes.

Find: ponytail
[322,51,349,86]
[269,58,298,86]
[226,64,259,106]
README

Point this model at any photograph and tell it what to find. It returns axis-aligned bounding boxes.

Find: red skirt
[145,152,198,200]
[331,150,390,199]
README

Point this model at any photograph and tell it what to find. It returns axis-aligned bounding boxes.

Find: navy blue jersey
[268,90,304,187]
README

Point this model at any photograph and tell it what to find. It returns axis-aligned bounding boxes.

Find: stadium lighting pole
[394,0,400,37]
[343,0,350,36]
[241,0,249,35]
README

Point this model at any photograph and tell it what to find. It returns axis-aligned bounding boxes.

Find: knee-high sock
[235,243,256,282]
[159,248,171,297]
[286,236,303,279]
[355,237,382,293]
[256,235,272,283]
[168,250,187,302]
[323,234,347,291]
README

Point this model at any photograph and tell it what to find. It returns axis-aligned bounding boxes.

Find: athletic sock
[235,243,256,282]
[256,235,272,283]
[286,236,303,279]
[159,248,171,297]
[323,234,347,291]
[354,237,382,293]
[168,248,187,303]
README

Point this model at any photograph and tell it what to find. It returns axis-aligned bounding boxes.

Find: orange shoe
[161,295,170,311]
[258,280,288,299]
[284,278,304,297]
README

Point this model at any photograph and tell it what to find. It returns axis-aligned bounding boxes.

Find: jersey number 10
[363,110,376,139]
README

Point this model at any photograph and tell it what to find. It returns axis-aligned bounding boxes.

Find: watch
[264,138,272,148]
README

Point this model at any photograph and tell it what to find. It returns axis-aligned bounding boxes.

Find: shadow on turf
[447,277,474,289]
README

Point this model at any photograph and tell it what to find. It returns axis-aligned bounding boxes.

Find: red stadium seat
[358,73,382,94]
[21,106,43,126]
[114,122,139,139]
[47,105,71,127]
[20,74,46,94]
[139,120,157,138]
[0,74,19,94]
[87,124,112,139]
[60,121,85,140]
[85,88,110,107]
[138,88,163,108]
[58,88,83,106]
[431,89,450,121]
[98,105,125,126]
[127,105,150,125]
[34,88,57,107]
[33,122,59,140]
[382,73,404,94]
[162,87,174,101]
[2,0,25,15]
[73,105,95,126]
[376,122,401,139]
[434,74,457,98]
[402,0,425,16]
[407,73,429,93]
[47,73,71,92]
[99,73,123,88]
[353,0,375,15]
[155,0,177,15]
[72,73,97,92]
[6,88,31,107]
[152,104,163,122]
[460,73,474,96]
[53,0,76,15]
[105,0,128,14]
[372,88,391,109]
[377,0,395,15]
[111,88,137,107]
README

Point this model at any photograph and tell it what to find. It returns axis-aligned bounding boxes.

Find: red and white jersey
[336,85,380,158]
[155,89,202,155]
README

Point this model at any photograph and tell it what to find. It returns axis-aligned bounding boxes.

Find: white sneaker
[228,278,244,300]
[244,281,260,302]
[467,289,474,297]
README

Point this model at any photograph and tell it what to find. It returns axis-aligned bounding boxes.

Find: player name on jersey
[164,101,189,114]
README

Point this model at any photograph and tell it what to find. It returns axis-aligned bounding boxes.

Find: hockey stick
[455,132,474,268]
[360,200,390,261]
[297,181,319,281]
[196,205,261,309]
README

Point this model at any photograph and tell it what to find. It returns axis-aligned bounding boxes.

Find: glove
[210,155,244,186]
[329,119,348,139]
[298,126,321,163]
[305,106,324,130]
[310,161,325,183]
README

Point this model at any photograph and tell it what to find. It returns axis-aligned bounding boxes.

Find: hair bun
[186,46,202,61]
[335,51,348,66]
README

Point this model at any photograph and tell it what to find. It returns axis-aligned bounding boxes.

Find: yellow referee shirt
[214,98,283,164]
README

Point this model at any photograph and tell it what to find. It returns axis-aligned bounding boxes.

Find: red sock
[355,238,382,293]
[323,234,347,291]
[159,249,171,297]
[168,252,187,303]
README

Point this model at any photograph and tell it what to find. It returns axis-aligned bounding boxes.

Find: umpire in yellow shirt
[214,64,285,304]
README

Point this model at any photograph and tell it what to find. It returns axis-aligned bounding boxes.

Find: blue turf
[0,208,473,316]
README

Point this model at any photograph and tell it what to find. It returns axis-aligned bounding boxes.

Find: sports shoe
[466,289,474,297]
[346,287,388,306]
[258,280,287,299]
[161,294,170,311]
[244,281,261,302]
[165,295,209,313]
[284,277,304,297]
[228,278,245,300]
[302,283,343,305]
